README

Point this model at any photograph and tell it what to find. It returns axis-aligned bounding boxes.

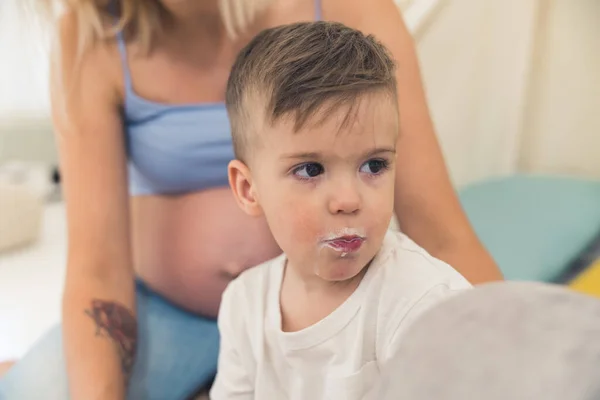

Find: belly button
[219,262,245,280]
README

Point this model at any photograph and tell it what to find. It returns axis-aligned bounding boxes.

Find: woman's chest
[121,0,320,105]
[127,53,233,104]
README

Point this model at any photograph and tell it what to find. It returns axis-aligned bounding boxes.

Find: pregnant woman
[0,0,502,398]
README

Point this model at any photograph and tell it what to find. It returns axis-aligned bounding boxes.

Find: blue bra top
[119,1,322,195]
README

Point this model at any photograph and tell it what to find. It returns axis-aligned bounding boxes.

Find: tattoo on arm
[85,299,138,379]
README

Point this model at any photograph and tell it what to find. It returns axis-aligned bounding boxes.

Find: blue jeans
[0,281,220,400]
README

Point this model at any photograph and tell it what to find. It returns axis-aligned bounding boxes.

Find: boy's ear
[228,159,263,217]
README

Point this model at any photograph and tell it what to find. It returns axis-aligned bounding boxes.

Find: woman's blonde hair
[21,0,273,130]
[36,0,274,57]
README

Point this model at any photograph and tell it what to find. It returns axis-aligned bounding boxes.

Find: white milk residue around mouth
[319,227,367,242]
[313,227,367,277]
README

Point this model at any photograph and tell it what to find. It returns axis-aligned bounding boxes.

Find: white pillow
[0,182,43,254]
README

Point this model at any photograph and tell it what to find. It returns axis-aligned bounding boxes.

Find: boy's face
[229,93,398,283]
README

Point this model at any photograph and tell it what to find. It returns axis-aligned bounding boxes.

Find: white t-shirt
[210,230,472,400]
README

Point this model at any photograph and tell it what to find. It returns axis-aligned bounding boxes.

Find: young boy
[210,21,471,400]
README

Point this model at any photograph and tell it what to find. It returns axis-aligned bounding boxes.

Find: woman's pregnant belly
[130,187,282,317]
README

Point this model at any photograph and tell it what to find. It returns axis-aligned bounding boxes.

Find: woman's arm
[52,13,136,400]
[326,0,503,284]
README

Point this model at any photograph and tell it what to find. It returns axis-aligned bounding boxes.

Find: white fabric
[211,230,471,400]
[368,282,600,400]
[0,182,43,253]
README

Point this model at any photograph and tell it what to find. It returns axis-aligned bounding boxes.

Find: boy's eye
[294,163,324,179]
[360,159,388,175]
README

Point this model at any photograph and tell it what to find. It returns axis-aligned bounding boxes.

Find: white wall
[414,0,540,187]
[0,116,57,164]
[519,0,600,178]
[0,0,55,164]
[0,1,50,116]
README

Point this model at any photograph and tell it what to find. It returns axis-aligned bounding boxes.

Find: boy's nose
[328,182,361,215]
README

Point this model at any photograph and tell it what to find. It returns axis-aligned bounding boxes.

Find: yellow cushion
[568,260,600,298]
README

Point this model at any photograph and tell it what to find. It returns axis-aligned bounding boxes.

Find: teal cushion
[458,175,600,282]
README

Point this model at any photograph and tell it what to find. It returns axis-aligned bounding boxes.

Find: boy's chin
[317,257,370,283]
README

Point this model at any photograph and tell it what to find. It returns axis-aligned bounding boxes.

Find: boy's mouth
[323,235,365,253]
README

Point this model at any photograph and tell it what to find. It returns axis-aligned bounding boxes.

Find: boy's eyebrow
[281,151,321,160]
[281,147,396,160]
[366,147,396,157]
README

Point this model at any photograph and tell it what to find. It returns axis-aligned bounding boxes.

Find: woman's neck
[161,0,226,42]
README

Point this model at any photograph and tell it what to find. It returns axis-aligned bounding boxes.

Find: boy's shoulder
[234,252,284,286]
[377,229,471,292]
[221,253,285,314]
[370,231,472,361]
